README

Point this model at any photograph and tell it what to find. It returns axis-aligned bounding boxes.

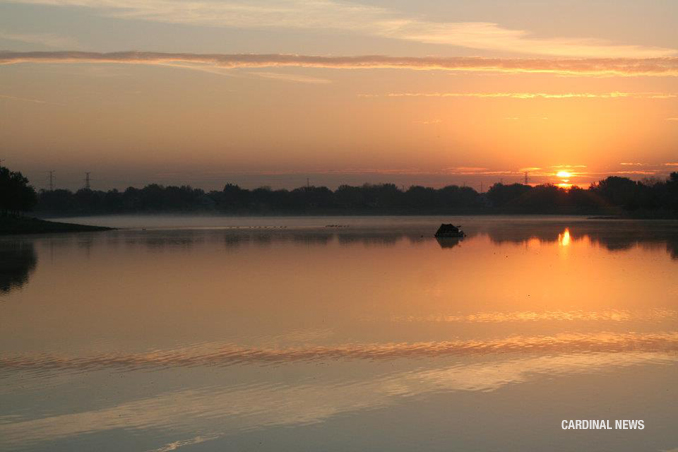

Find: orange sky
[0,0,677,190]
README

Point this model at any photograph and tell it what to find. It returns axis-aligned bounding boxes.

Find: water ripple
[2,332,678,373]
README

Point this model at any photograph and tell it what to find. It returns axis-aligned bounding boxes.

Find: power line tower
[48,170,55,191]
[524,171,529,185]
[85,172,91,190]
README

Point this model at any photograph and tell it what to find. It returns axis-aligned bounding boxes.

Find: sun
[556,170,572,179]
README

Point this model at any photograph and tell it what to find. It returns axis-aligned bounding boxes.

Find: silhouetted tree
[486,183,532,208]
[592,177,642,210]
[505,184,567,212]
[217,183,250,211]
[31,173,678,217]
[0,166,37,215]
[666,173,678,211]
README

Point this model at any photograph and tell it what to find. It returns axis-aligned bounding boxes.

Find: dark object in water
[436,237,461,249]
[434,224,465,238]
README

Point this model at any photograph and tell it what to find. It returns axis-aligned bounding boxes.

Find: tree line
[34,174,678,217]
[2,165,677,217]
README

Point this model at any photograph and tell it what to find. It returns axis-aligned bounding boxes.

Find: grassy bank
[0,215,113,235]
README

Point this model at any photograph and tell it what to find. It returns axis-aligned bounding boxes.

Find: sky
[1,0,677,191]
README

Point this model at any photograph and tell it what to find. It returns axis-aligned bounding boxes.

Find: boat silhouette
[434,224,465,238]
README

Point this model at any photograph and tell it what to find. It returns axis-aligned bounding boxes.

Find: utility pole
[48,170,55,191]
[306,177,310,189]
[85,172,91,190]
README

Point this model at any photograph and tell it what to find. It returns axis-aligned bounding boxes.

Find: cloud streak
[0,30,80,48]
[362,92,676,99]
[249,71,332,84]
[2,0,675,58]
[0,92,66,106]
[3,51,678,77]
[0,93,47,104]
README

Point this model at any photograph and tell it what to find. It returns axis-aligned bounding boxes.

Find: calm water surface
[1,216,678,451]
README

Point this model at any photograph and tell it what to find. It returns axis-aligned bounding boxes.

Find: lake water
[1,216,678,451]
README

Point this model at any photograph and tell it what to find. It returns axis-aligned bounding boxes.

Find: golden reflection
[387,309,678,323]
[559,228,571,246]
[3,332,678,370]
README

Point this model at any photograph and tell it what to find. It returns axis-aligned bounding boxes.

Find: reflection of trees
[109,230,426,250]
[667,239,678,260]
[479,221,678,260]
[45,223,678,260]
[337,233,401,247]
[484,226,560,245]
[0,241,37,294]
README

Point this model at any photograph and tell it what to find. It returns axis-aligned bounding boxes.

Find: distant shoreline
[4,213,676,237]
[0,216,113,236]
[36,211,678,220]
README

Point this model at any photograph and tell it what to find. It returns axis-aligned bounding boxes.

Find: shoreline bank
[0,216,113,235]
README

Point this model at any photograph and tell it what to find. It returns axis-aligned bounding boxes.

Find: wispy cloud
[667,118,678,121]
[612,170,658,175]
[0,93,66,106]
[249,71,331,84]
[0,93,47,104]
[2,0,675,58]
[154,62,239,77]
[3,52,678,77]
[227,167,523,177]
[443,167,491,174]
[361,92,675,99]
[154,62,330,84]
[0,30,80,48]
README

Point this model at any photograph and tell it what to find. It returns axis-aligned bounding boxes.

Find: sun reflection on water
[559,228,571,247]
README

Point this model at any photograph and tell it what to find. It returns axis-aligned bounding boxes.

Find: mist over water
[1,217,677,452]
